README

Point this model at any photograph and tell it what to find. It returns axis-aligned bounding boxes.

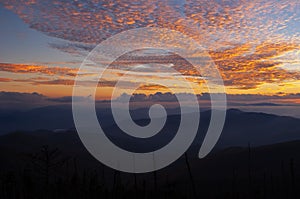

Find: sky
[0,0,300,106]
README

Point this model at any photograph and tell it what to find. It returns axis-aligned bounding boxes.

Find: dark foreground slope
[0,128,300,199]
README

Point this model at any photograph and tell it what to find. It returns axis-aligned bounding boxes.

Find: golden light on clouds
[1,41,300,98]
[0,63,78,77]
[0,0,300,98]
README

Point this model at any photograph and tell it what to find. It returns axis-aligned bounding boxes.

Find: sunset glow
[0,0,300,102]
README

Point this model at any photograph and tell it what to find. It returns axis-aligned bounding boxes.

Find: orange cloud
[138,84,170,91]
[0,63,78,77]
[210,42,300,89]
[100,43,300,91]
[33,79,75,86]
[1,40,299,95]
[0,78,12,82]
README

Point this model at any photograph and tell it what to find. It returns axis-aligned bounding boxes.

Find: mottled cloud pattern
[2,0,299,46]
[1,0,300,94]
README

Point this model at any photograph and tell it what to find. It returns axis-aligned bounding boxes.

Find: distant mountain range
[0,105,299,149]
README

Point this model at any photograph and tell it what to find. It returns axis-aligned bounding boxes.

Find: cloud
[84,44,300,90]
[138,85,169,91]
[0,91,299,113]
[48,42,95,56]
[2,0,299,50]
[2,41,300,92]
[1,0,300,93]
[25,78,139,89]
[0,91,45,102]
[0,91,48,110]
[0,78,12,82]
[0,91,91,110]
[209,42,300,89]
[0,62,78,77]
[120,92,300,104]
[32,79,75,86]
[48,96,90,103]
